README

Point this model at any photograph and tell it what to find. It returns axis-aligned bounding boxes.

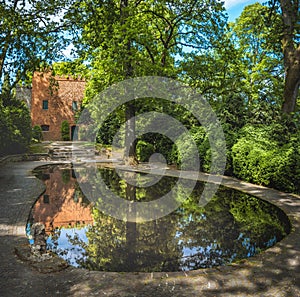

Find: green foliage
[68,0,226,83]
[32,125,43,143]
[169,126,208,170]
[178,2,300,193]
[136,140,155,162]
[52,60,90,79]
[61,120,70,141]
[29,143,48,154]
[96,106,124,146]
[231,3,284,114]
[0,99,31,156]
[137,133,174,165]
[182,3,284,125]
[66,0,227,164]
[0,0,73,88]
[232,124,300,193]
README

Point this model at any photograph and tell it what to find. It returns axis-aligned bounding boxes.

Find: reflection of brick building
[31,166,93,234]
[31,72,86,141]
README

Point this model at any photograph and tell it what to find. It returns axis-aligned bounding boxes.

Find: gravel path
[0,160,299,297]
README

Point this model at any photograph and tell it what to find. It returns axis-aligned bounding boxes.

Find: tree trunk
[280,0,300,113]
[124,101,138,165]
[120,0,138,165]
[281,53,300,113]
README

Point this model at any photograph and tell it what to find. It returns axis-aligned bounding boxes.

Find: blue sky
[225,0,265,21]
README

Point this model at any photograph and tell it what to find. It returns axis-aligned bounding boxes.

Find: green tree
[0,0,73,89]
[182,3,284,123]
[231,3,284,121]
[52,60,90,79]
[0,98,31,155]
[67,0,226,164]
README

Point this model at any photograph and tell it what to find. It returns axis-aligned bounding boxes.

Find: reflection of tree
[177,186,291,269]
[32,165,291,272]
[72,167,291,272]
[80,208,182,272]
[61,168,71,184]
[79,169,182,272]
[228,191,291,248]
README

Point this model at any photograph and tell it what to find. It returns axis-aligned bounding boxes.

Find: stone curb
[0,153,50,166]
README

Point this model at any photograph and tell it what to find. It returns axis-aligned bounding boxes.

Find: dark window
[42,100,48,110]
[72,101,78,111]
[41,125,50,131]
[43,194,49,204]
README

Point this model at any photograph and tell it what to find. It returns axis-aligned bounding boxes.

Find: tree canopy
[0,0,73,88]
[0,0,300,194]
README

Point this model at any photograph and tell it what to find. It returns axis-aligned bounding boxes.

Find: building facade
[31,72,86,141]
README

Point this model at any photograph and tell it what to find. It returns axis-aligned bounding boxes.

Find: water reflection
[28,164,291,272]
[29,164,92,234]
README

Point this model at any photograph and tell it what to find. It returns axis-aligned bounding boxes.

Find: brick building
[31,72,86,141]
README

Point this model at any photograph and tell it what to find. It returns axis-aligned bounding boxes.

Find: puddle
[28,164,291,272]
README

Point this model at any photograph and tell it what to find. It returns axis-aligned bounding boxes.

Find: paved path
[0,160,300,297]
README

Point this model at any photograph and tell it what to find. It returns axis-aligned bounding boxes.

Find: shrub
[168,127,207,170]
[0,104,11,155]
[232,125,300,193]
[61,120,70,141]
[32,125,43,142]
[136,133,174,164]
[0,100,31,155]
[136,140,155,162]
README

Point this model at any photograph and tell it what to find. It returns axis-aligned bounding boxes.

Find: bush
[136,133,174,164]
[0,100,31,156]
[136,140,155,162]
[0,104,11,155]
[168,127,206,170]
[232,125,300,193]
[61,120,70,141]
[32,125,43,142]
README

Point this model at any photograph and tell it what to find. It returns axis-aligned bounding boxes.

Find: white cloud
[61,43,76,60]
[223,0,251,9]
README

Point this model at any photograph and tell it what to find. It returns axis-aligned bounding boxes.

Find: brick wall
[31,72,86,141]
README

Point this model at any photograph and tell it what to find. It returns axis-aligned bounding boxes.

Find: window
[43,194,49,204]
[72,101,78,111]
[42,100,48,110]
[41,125,50,132]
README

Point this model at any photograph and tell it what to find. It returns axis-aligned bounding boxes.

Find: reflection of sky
[180,242,223,271]
[48,227,89,267]
[177,231,277,271]
[28,224,281,271]
[27,223,89,267]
